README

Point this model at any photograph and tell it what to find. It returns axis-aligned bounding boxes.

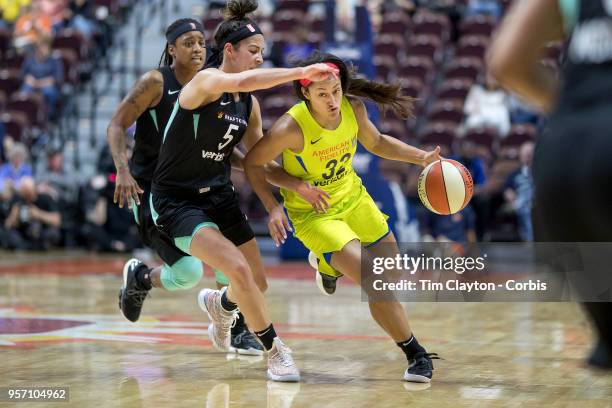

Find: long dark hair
[207,0,259,67]
[293,51,414,119]
[158,18,203,67]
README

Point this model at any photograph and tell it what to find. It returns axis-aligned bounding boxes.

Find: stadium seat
[428,100,464,124]
[53,29,88,60]
[0,28,10,59]
[436,78,474,101]
[399,56,435,84]
[53,49,80,86]
[407,34,443,63]
[399,77,425,100]
[419,122,457,149]
[500,124,537,147]
[0,90,6,111]
[380,119,408,140]
[374,55,396,81]
[0,69,22,97]
[2,53,24,70]
[273,10,305,33]
[460,15,496,37]
[464,127,497,151]
[276,0,309,12]
[445,57,483,81]
[380,11,411,37]
[455,35,489,59]
[1,111,29,142]
[412,11,450,42]
[8,92,46,128]
[374,34,405,59]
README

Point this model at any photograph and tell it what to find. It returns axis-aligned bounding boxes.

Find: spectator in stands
[36,149,77,205]
[80,173,140,252]
[0,143,32,193]
[0,0,31,29]
[420,205,477,243]
[465,0,502,20]
[451,138,488,240]
[53,0,96,40]
[282,26,316,67]
[503,141,534,241]
[13,0,53,51]
[40,0,68,25]
[451,138,486,187]
[464,74,511,137]
[19,35,63,119]
[0,121,5,162]
[3,176,61,249]
[509,94,541,126]
[0,180,15,248]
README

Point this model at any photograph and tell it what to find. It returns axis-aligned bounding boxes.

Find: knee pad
[160,256,203,291]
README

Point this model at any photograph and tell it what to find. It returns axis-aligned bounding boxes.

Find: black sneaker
[229,327,264,356]
[404,352,439,383]
[309,251,338,295]
[119,258,149,322]
[587,339,612,369]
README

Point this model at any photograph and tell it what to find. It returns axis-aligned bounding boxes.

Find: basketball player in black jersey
[489,0,612,369]
[107,18,263,355]
[151,0,338,381]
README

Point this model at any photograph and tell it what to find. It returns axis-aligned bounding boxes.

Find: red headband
[299,62,339,88]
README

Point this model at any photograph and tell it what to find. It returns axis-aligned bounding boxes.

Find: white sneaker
[267,337,300,382]
[198,287,237,351]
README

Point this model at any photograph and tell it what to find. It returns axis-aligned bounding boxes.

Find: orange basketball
[417,159,474,215]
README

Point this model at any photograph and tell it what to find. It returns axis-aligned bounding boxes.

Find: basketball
[417,159,474,215]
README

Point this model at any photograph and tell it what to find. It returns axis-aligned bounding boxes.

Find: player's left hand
[268,204,293,247]
[421,146,442,167]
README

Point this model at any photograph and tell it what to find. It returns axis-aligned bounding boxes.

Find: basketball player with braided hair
[244,51,441,382]
[150,0,338,381]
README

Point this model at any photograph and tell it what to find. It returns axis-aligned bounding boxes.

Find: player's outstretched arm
[107,70,163,207]
[179,63,339,109]
[350,98,440,167]
[487,0,564,112]
[240,97,318,200]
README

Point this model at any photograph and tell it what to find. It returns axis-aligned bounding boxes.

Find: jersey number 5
[322,153,351,180]
[218,124,239,151]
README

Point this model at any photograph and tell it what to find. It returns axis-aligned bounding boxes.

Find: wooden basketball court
[1,253,611,407]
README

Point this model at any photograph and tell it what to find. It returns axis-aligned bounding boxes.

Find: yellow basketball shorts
[288,188,390,278]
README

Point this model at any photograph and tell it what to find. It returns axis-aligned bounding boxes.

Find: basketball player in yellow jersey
[245,52,442,382]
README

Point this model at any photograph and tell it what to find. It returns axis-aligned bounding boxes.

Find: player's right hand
[301,63,340,83]
[296,181,330,214]
[114,169,144,209]
[268,204,292,247]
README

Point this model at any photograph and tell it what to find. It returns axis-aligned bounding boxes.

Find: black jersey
[130,66,183,182]
[556,0,612,115]
[152,91,253,194]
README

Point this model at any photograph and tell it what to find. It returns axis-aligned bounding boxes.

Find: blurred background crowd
[0,0,557,254]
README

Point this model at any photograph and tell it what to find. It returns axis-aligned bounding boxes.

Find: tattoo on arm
[126,75,161,111]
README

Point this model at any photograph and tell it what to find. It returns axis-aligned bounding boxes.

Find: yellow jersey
[281,96,363,216]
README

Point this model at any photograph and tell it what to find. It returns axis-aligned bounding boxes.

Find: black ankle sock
[397,335,426,361]
[220,289,238,312]
[231,311,247,336]
[135,266,152,290]
[254,324,277,351]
